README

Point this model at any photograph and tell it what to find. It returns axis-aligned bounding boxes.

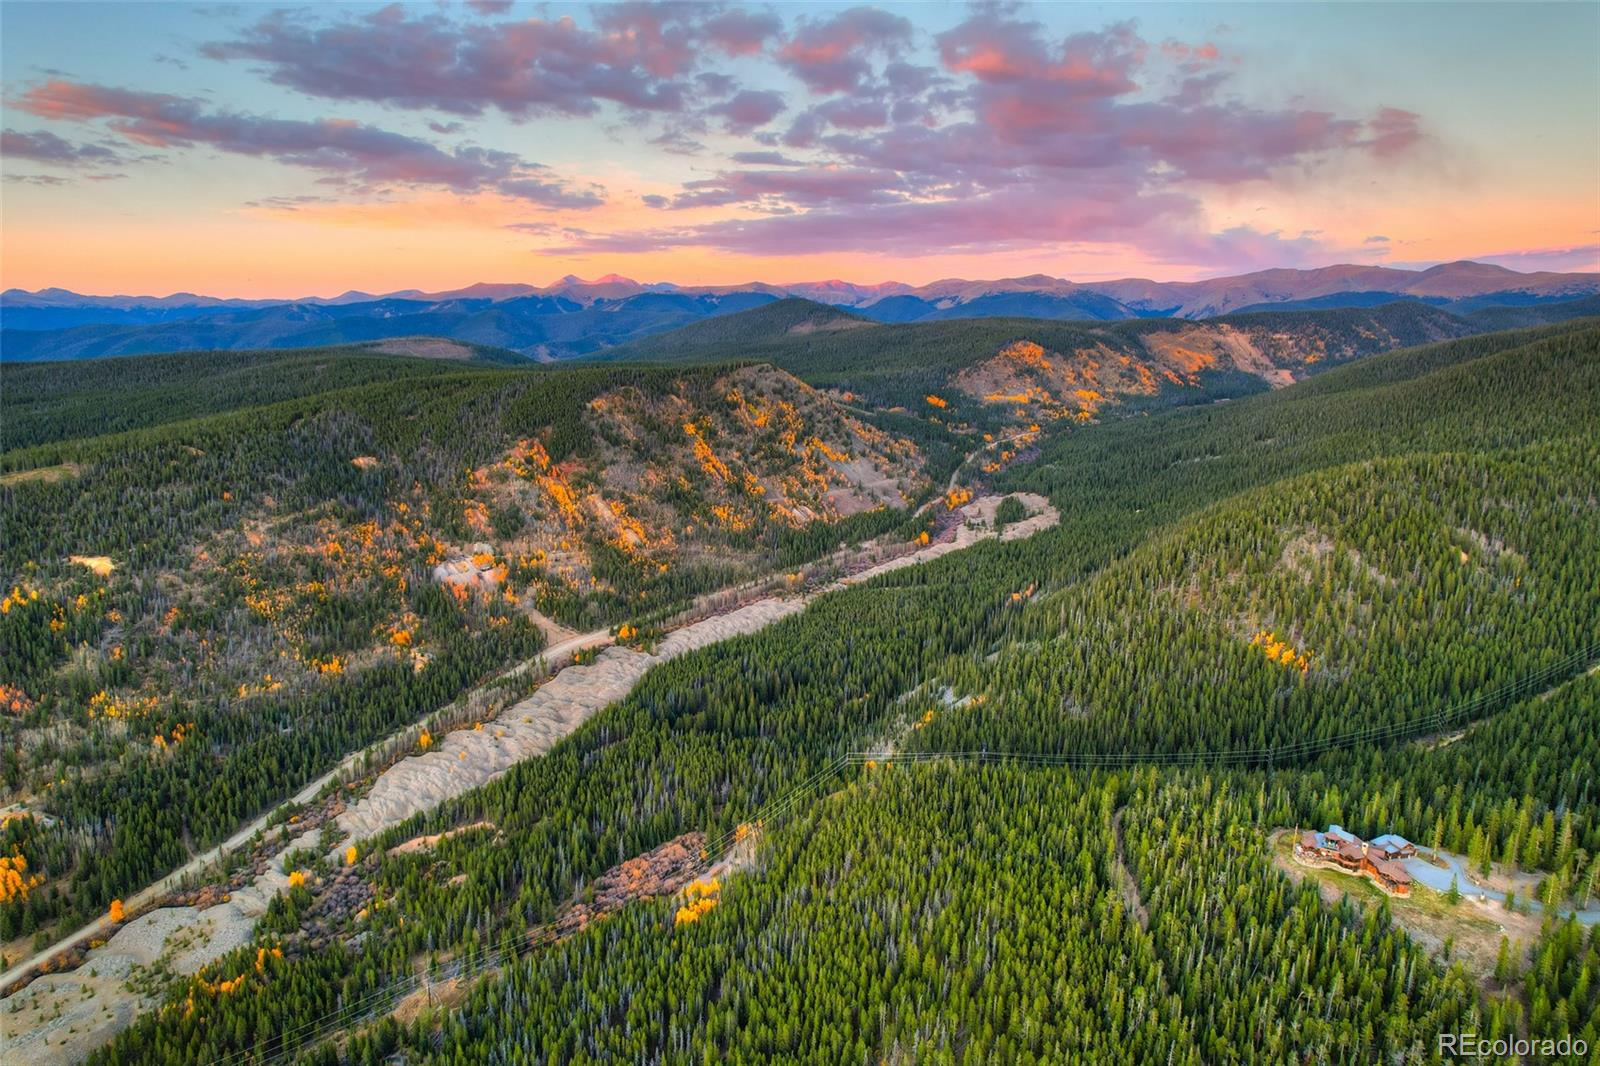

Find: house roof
[1371,834,1412,849]
[1369,857,1412,883]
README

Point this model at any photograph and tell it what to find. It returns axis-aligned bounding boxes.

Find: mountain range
[3,261,1595,362]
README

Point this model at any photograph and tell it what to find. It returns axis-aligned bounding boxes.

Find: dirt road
[0,625,612,993]
[3,491,1058,1065]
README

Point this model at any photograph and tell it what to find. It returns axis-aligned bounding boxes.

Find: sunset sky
[2,1,1596,298]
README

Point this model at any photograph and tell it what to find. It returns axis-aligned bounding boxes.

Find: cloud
[245,193,340,210]
[1363,235,1390,244]
[541,183,1220,259]
[1364,107,1424,158]
[708,89,786,134]
[1160,39,1222,73]
[659,166,903,211]
[648,125,706,155]
[0,128,122,167]
[11,79,602,206]
[730,150,806,166]
[1467,245,1600,274]
[696,72,739,99]
[496,177,605,209]
[778,6,913,93]
[51,3,1438,274]
[1165,70,1231,107]
[202,6,686,118]
[700,8,784,56]
[538,10,1429,270]
[1111,100,1362,182]
[202,3,781,121]
[882,61,943,98]
[811,96,890,130]
[780,109,827,149]
[938,14,1143,95]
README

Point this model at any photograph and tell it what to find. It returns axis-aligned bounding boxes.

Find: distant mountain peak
[5,261,1596,360]
[1416,260,1517,277]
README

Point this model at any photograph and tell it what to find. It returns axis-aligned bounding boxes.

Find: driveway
[1402,851,1600,926]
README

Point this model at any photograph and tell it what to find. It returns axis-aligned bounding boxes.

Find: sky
[1,1,1597,298]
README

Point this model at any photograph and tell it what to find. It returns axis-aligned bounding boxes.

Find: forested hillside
[0,350,931,944]
[594,300,1487,422]
[64,322,1600,1065]
[0,341,523,453]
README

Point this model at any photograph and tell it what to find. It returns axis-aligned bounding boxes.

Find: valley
[1,489,1057,1064]
[5,3,1598,1062]
[0,351,947,958]
[2,311,1597,1066]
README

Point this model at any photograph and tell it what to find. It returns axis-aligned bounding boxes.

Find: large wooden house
[1294,825,1414,896]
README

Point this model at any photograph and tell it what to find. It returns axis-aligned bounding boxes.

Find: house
[1369,834,1416,859]
[1294,826,1413,896]
[1364,854,1413,894]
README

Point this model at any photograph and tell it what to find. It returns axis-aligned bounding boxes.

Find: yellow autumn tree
[108,898,126,923]
[0,851,44,902]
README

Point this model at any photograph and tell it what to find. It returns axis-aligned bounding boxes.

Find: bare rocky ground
[335,596,812,843]
[2,873,279,1064]
[1,493,1057,1064]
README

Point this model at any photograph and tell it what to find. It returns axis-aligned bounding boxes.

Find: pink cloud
[1365,107,1425,158]
[1161,39,1222,70]
[200,4,786,123]
[812,96,892,131]
[541,182,1284,264]
[1116,101,1362,182]
[700,8,784,56]
[202,5,700,119]
[539,11,1430,270]
[708,89,787,134]
[98,3,1439,274]
[663,166,903,211]
[939,16,1143,96]
[1467,245,1600,273]
[0,128,122,167]
[778,6,913,93]
[11,79,603,207]
[730,150,806,166]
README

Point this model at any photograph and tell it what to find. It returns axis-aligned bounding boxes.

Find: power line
[199,642,1597,1065]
